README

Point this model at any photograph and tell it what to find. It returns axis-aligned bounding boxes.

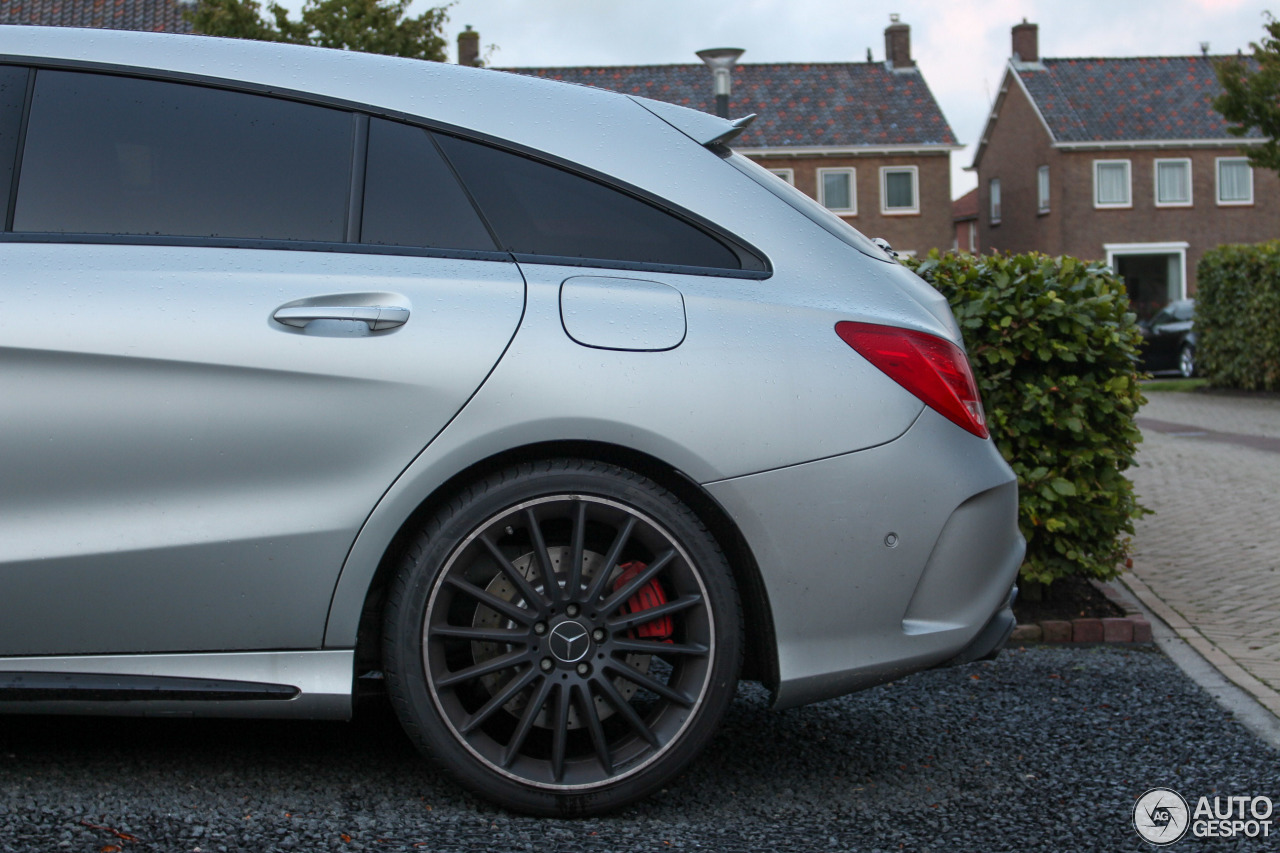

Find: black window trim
[0,230,515,264]
[0,55,772,279]
[2,65,33,232]
[345,113,370,243]
[509,252,766,279]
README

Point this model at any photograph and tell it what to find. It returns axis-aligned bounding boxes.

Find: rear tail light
[835,321,988,439]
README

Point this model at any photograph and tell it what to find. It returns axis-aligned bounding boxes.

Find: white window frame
[1037,165,1050,214]
[879,165,919,215]
[768,167,795,186]
[1154,158,1193,208]
[1216,157,1254,206]
[1103,241,1189,302]
[989,178,1001,225]
[816,167,856,214]
[1094,159,1132,208]
[967,221,977,253]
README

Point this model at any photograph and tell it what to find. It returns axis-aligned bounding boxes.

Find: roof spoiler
[630,95,757,147]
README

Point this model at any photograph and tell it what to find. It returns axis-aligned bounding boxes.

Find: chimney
[457,25,480,67]
[1012,19,1038,63]
[884,14,914,69]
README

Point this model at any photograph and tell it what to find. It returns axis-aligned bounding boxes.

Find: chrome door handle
[272,305,410,330]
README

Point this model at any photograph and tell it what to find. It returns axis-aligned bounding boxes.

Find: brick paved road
[1128,387,1280,717]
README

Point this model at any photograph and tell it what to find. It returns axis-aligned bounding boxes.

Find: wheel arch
[350,439,778,694]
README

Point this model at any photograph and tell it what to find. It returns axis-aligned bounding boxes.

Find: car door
[0,69,524,656]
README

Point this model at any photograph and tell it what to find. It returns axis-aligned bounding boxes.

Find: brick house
[952,187,978,253]
[972,21,1277,319]
[506,17,960,257]
[0,0,191,32]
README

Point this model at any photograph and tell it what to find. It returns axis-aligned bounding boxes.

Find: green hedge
[1197,241,1280,390]
[907,252,1147,586]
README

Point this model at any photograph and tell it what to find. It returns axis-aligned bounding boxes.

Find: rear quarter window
[434,132,743,271]
[13,71,352,242]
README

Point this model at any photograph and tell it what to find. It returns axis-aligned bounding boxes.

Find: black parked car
[1139,299,1196,378]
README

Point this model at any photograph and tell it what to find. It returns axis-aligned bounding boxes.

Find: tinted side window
[0,66,27,225]
[360,118,495,251]
[434,133,741,270]
[14,71,352,242]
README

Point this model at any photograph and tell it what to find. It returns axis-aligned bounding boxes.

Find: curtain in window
[884,170,915,209]
[990,178,1001,221]
[1037,166,1050,211]
[1096,162,1129,205]
[1219,160,1251,202]
[1157,161,1190,204]
[822,172,852,210]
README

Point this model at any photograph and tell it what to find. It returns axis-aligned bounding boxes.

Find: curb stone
[1008,579,1153,645]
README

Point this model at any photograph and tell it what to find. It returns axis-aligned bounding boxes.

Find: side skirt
[0,650,353,719]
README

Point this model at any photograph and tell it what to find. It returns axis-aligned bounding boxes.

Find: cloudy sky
[428,0,1272,197]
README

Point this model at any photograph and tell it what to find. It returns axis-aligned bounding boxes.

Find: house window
[967,221,977,253]
[1217,157,1253,205]
[880,166,919,215]
[1094,160,1131,208]
[768,168,794,186]
[989,178,1001,224]
[1155,158,1192,207]
[817,167,855,214]
[1037,165,1050,213]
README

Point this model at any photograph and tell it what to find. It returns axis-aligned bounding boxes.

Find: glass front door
[1114,252,1183,322]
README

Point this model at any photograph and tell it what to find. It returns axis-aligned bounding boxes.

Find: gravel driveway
[2,646,1276,852]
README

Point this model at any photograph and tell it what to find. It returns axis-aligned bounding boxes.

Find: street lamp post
[696,47,745,119]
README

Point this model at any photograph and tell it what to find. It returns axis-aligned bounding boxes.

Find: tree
[186,0,450,62]
[1215,14,1280,176]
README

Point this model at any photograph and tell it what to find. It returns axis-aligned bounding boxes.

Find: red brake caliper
[612,561,673,642]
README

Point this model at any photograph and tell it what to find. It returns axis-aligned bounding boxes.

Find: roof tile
[1017,56,1259,143]
[507,62,957,149]
[1,0,192,33]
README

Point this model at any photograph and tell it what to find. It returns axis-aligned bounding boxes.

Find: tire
[1179,343,1195,379]
[382,459,742,816]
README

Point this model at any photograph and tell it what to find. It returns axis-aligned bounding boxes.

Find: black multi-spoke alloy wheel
[383,460,742,815]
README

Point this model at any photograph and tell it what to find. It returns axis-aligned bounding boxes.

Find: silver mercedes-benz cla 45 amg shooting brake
[0,26,1024,815]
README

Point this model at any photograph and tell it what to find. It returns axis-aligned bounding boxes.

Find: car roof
[0,26,737,182]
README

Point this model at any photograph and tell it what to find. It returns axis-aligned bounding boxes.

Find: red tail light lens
[835,321,988,439]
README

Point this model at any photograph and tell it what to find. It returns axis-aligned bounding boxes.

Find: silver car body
[0,27,1023,717]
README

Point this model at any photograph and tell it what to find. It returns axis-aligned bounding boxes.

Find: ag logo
[1134,787,1190,846]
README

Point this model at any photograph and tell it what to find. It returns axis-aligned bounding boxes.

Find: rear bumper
[703,407,1025,709]
[938,585,1018,668]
